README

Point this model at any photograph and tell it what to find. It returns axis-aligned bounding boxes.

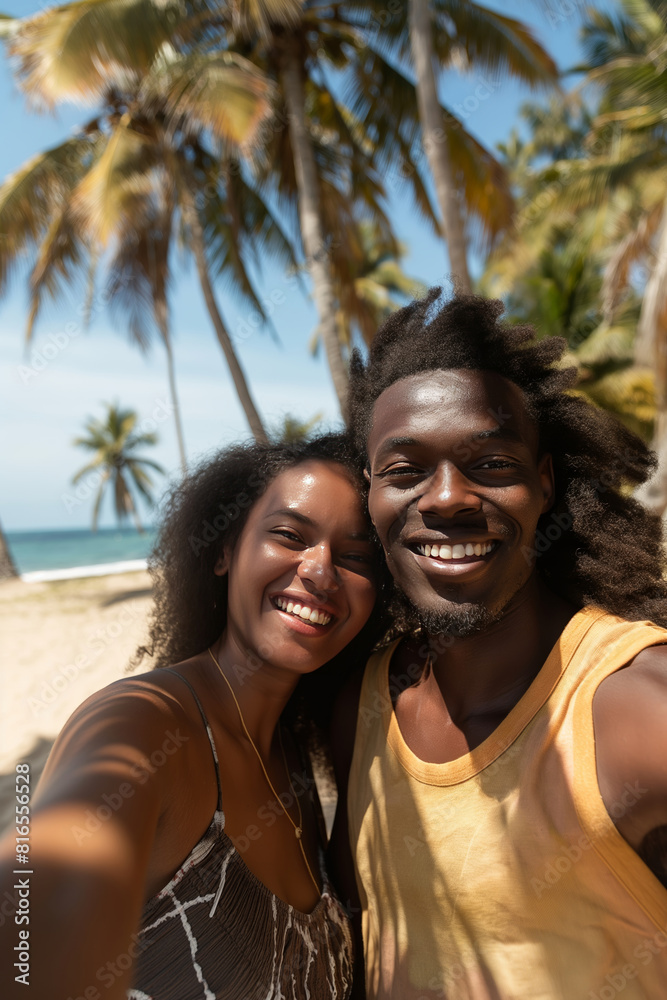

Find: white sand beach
[0,569,336,836]
[0,570,154,835]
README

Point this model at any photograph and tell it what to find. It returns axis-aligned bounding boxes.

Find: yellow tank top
[348,606,667,1000]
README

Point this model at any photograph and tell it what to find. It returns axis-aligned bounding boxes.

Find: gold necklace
[207,647,321,896]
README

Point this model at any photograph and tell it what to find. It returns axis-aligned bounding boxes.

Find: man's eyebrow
[373,437,421,461]
[472,426,524,444]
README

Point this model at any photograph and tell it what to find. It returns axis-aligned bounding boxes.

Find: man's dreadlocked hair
[349,288,667,627]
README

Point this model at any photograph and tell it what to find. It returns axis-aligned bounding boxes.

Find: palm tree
[574,0,667,511]
[398,0,559,288]
[309,219,426,356]
[0,519,18,580]
[4,0,555,420]
[104,206,188,473]
[275,411,323,443]
[250,1,553,409]
[493,7,667,509]
[482,97,657,442]
[73,402,165,532]
[2,2,291,445]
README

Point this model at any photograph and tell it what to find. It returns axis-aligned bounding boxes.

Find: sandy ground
[0,570,154,836]
[0,570,336,836]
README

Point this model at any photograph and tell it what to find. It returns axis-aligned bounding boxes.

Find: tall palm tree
[4,0,555,419]
[105,206,188,472]
[73,402,165,532]
[0,519,18,580]
[394,0,560,288]
[2,1,290,444]
[249,1,551,410]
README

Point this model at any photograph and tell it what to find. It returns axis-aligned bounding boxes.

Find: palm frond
[9,0,185,107]
[433,1,559,87]
[72,116,158,244]
[0,136,93,295]
[144,49,276,150]
[0,12,18,38]
[25,205,90,344]
[601,201,664,317]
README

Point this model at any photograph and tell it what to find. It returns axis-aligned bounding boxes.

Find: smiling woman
[0,434,385,1000]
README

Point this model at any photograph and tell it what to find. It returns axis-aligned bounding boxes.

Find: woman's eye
[343,551,374,564]
[271,528,302,543]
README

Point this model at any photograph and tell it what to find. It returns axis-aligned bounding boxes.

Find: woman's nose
[297,545,340,596]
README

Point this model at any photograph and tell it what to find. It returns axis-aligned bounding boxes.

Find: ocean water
[6,526,157,576]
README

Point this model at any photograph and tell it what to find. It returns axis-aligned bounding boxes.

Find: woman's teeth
[416,541,495,560]
[275,597,332,626]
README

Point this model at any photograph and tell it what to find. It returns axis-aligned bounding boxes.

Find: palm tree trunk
[0,518,18,580]
[280,49,350,419]
[409,0,472,293]
[125,490,144,534]
[154,297,188,475]
[634,197,667,515]
[180,184,269,445]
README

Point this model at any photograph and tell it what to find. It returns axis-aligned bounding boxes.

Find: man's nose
[297,545,340,598]
[416,462,482,519]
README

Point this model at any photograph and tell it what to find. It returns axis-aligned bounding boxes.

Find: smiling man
[331,291,667,1000]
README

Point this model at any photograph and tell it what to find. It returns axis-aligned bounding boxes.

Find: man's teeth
[416,541,495,560]
[275,598,332,626]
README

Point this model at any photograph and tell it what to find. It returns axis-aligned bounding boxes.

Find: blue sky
[0,0,615,530]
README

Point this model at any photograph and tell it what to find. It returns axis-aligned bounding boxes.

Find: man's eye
[377,465,422,478]
[476,460,517,470]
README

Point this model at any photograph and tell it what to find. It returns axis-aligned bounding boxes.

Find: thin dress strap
[162,668,223,812]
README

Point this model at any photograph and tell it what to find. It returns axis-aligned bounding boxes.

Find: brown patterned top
[127,671,353,1000]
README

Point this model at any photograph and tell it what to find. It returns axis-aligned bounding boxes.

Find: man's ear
[213,549,229,577]
[538,453,555,513]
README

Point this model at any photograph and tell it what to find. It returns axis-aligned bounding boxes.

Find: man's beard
[388,583,515,639]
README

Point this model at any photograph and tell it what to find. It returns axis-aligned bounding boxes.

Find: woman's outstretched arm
[0,678,180,1000]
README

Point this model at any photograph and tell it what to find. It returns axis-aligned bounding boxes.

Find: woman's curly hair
[135,433,389,749]
[349,289,667,626]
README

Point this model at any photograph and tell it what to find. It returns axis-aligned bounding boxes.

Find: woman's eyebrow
[265,508,371,541]
[265,508,313,525]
